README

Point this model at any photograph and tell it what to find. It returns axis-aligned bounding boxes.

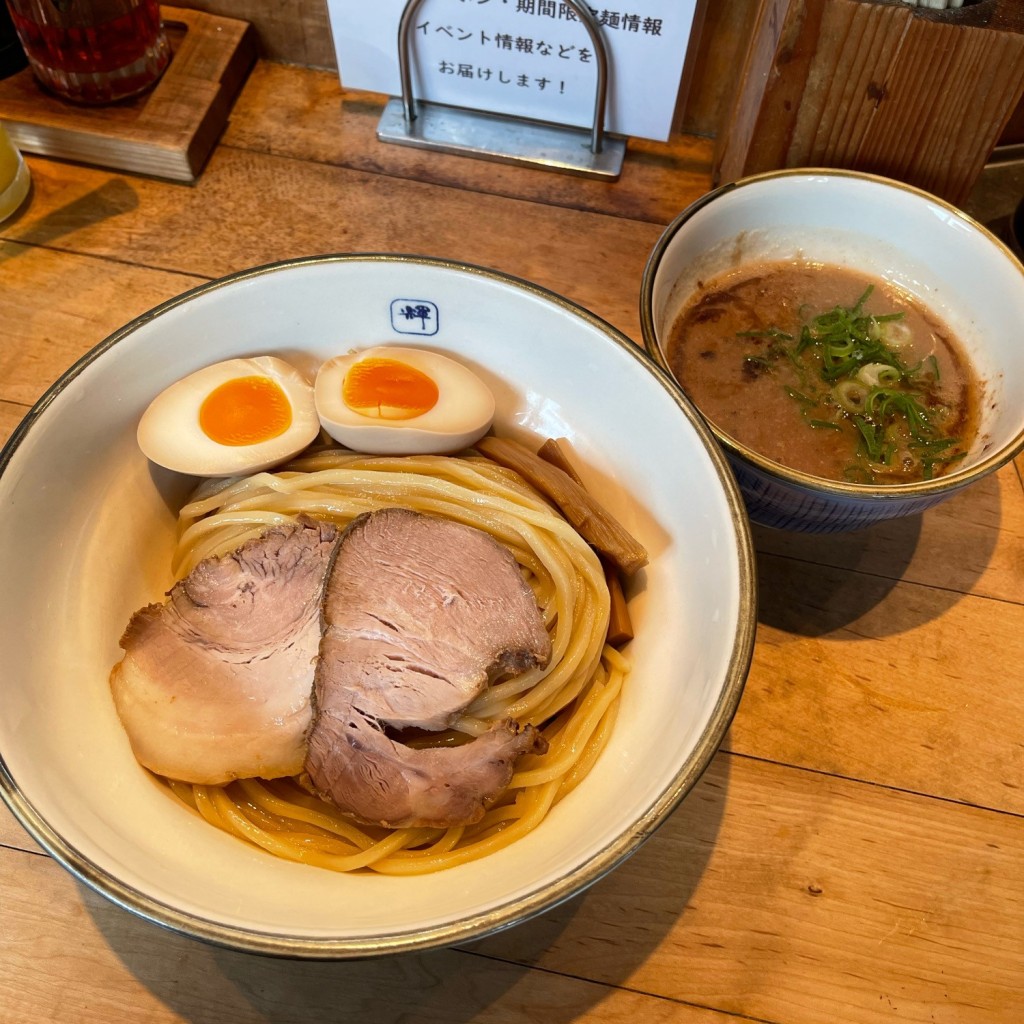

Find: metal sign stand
[377,0,626,180]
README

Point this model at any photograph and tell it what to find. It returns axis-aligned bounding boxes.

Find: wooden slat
[674,0,763,138]
[853,12,1024,204]
[0,242,206,413]
[0,800,40,854]
[473,754,1024,1024]
[752,465,1024,604]
[0,830,742,1024]
[713,0,1024,205]
[730,555,1024,813]
[5,151,665,342]
[221,62,715,224]
[0,401,28,446]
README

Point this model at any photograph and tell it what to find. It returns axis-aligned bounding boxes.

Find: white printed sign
[328,0,697,143]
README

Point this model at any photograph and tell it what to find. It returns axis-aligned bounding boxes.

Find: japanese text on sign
[328,0,697,142]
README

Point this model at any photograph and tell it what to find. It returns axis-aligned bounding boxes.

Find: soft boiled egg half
[315,346,495,455]
[137,356,320,476]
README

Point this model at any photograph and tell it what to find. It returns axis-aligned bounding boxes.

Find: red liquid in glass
[8,0,169,103]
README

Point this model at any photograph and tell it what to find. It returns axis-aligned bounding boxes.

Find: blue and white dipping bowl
[639,169,1024,533]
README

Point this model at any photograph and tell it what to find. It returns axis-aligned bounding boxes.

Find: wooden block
[0,6,257,182]
[713,0,1024,206]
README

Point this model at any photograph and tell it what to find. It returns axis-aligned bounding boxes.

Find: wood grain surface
[714,0,1024,204]
[1,58,1022,1024]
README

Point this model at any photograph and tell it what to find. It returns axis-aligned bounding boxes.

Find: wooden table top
[1,61,1022,1024]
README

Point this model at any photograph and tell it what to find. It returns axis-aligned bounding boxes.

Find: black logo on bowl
[390,298,439,336]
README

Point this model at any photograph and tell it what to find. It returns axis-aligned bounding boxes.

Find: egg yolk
[342,358,440,420]
[199,375,293,446]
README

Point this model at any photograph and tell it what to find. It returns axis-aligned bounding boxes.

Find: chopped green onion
[853,416,895,464]
[857,362,902,388]
[908,436,961,454]
[731,284,959,479]
[737,327,794,341]
[833,380,869,413]
[784,386,816,406]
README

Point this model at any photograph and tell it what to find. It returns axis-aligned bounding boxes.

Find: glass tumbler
[5,0,170,104]
[0,123,30,222]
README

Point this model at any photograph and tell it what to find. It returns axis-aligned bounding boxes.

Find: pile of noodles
[159,445,627,874]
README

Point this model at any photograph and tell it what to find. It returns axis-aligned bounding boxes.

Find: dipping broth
[667,261,983,484]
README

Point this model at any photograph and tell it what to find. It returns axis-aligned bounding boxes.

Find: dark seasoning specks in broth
[666,259,985,485]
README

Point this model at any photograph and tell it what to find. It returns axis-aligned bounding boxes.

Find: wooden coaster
[0,6,257,182]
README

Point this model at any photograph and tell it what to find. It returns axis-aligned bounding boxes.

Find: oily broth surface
[666,261,980,483]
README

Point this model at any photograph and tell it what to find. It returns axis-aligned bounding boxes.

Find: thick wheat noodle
[157,449,628,873]
[370,779,563,876]
[510,667,623,788]
[235,779,375,845]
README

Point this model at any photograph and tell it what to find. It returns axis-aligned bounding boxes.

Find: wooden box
[713,0,1024,205]
[0,6,257,182]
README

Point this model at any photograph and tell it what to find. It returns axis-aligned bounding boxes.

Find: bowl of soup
[640,169,1024,532]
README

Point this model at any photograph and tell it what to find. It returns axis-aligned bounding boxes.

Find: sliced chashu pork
[306,507,551,828]
[110,516,338,784]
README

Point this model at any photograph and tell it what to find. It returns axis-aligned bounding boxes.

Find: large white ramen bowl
[0,254,755,958]
[641,169,1024,532]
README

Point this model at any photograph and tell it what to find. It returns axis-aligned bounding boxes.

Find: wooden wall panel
[712,0,1024,203]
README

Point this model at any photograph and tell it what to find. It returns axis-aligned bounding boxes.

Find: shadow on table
[750,470,1002,637]
[84,757,729,1023]
[0,178,138,261]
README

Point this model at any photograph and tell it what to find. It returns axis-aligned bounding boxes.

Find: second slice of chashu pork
[306,507,551,828]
